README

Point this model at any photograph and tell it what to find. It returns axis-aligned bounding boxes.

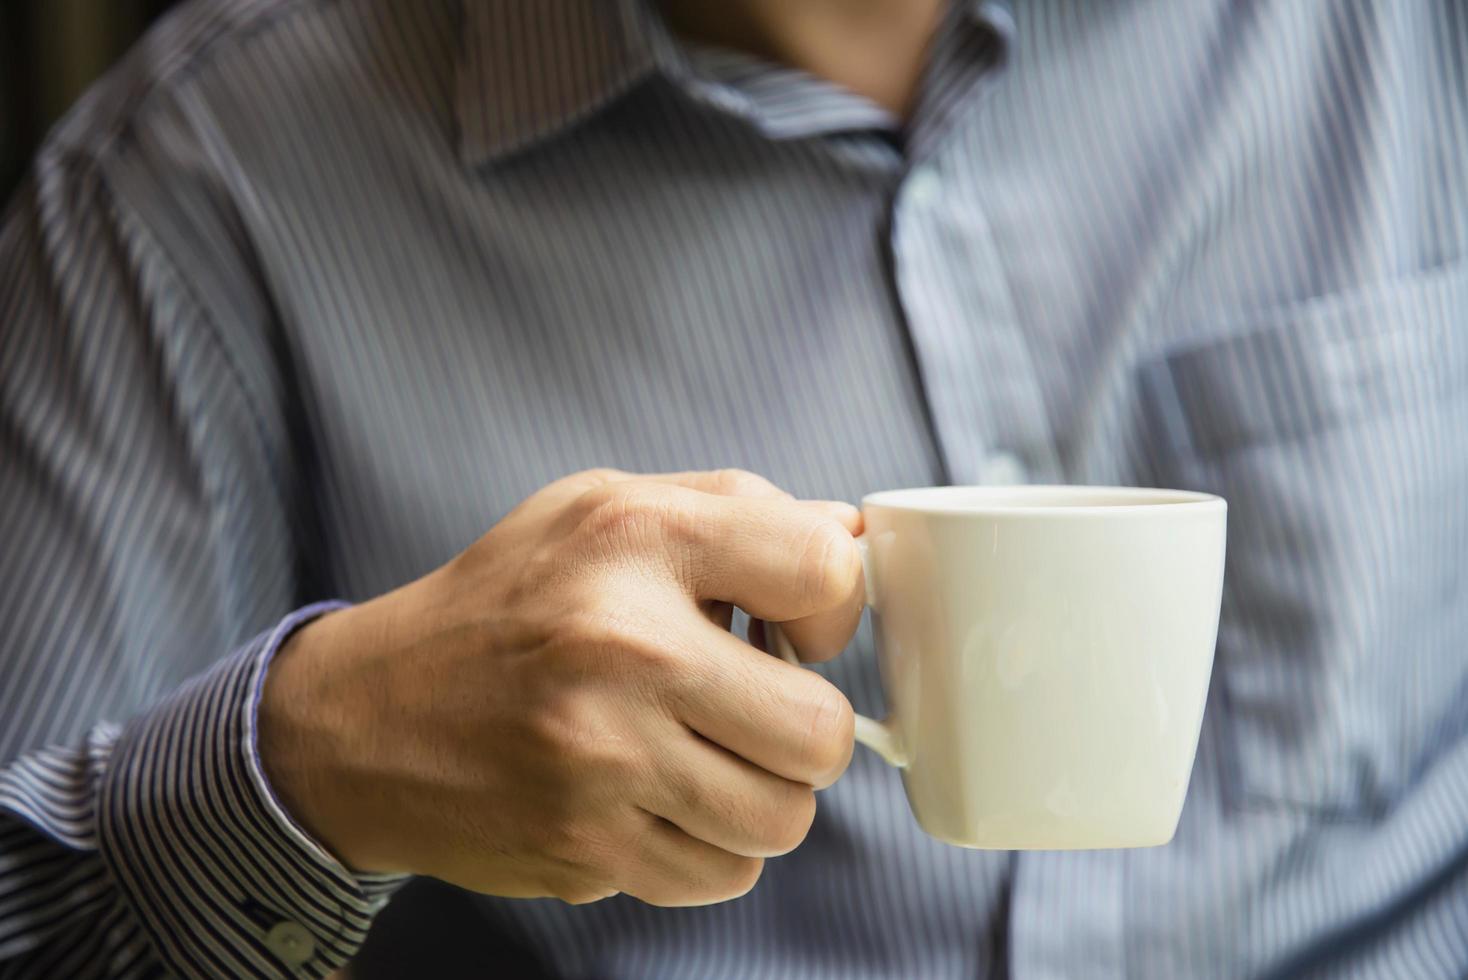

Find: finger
[619,812,765,907]
[661,488,863,622]
[767,504,864,662]
[766,598,864,664]
[667,614,855,788]
[644,728,816,857]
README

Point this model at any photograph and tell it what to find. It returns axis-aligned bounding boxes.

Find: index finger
[662,488,863,623]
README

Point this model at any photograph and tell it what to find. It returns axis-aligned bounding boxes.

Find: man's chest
[259,1,1466,832]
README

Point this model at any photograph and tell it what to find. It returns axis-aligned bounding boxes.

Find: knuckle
[582,484,684,546]
[794,520,861,609]
[567,491,614,535]
[710,468,775,498]
[557,469,631,517]
[579,467,629,485]
[580,479,639,515]
[582,488,643,535]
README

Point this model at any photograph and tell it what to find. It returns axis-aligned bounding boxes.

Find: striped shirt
[2,0,1466,976]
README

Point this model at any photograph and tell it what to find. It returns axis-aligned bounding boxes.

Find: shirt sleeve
[1,605,405,980]
[0,103,403,978]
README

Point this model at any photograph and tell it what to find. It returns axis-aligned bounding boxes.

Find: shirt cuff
[98,603,408,979]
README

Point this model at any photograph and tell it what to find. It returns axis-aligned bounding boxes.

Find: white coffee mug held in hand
[768,485,1227,850]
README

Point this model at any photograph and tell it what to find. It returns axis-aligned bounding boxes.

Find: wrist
[258,600,406,874]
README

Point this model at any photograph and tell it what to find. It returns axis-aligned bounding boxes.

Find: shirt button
[904,165,942,207]
[265,921,316,967]
[980,452,1027,486]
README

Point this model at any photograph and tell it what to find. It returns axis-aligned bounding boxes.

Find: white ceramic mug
[768,485,1226,850]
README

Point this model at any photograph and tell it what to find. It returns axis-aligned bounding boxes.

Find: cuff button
[266,920,316,966]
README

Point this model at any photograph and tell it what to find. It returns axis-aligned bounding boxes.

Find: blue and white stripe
[2,0,1466,977]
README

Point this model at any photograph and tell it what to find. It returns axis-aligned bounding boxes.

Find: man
[2,0,1465,976]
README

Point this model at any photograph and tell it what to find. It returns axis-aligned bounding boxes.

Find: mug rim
[862,484,1226,516]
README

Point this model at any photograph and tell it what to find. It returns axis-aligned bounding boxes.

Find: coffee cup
[768,484,1226,849]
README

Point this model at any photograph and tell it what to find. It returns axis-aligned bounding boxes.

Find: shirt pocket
[1137,261,1468,818]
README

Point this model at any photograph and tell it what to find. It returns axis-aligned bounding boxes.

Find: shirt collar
[456,0,656,165]
[456,0,1015,167]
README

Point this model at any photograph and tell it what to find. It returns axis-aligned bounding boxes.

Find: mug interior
[863,484,1222,513]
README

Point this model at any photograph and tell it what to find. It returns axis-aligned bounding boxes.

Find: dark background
[1,1,177,205]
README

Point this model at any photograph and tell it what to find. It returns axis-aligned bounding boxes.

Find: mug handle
[764,534,909,768]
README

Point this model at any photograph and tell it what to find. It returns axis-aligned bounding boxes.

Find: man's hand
[259,468,864,906]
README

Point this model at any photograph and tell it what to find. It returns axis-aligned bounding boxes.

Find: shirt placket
[888,2,1062,491]
[888,8,1125,980]
[888,150,1061,487]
